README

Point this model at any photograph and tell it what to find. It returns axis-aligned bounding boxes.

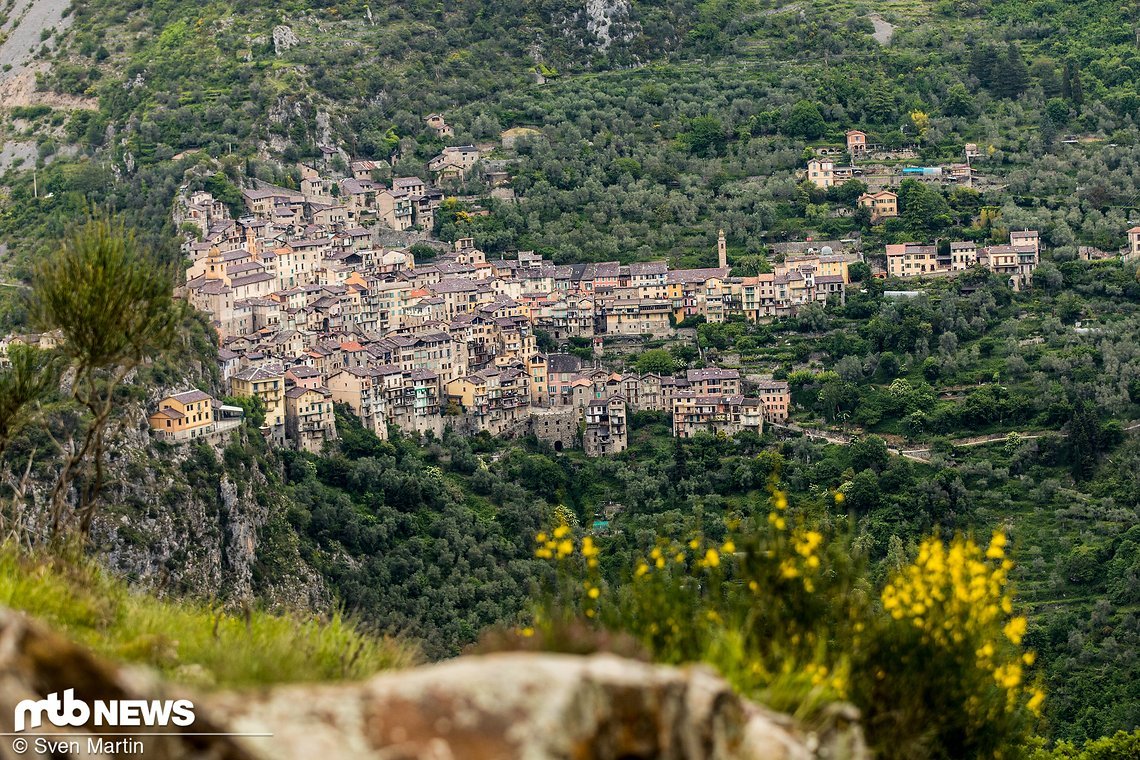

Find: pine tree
[991,43,1029,99]
[969,44,999,88]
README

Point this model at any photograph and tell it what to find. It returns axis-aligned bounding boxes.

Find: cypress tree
[1070,65,1084,106]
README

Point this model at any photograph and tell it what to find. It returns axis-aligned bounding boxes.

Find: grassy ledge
[0,543,417,688]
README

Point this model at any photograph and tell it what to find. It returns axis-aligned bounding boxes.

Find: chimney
[717,229,727,269]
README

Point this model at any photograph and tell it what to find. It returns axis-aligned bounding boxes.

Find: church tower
[205,245,224,281]
[717,229,727,269]
[245,224,260,259]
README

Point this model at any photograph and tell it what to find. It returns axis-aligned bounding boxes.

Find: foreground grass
[0,545,417,688]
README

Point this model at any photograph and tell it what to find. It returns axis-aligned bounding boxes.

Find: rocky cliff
[11,359,324,613]
[0,606,866,760]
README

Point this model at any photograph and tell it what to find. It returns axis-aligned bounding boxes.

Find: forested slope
[1,0,1140,751]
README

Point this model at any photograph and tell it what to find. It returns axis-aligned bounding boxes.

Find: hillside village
[142,122,1068,455]
[168,173,805,454]
[8,120,1101,457]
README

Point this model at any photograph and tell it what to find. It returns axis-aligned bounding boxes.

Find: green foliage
[681,115,726,157]
[31,215,180,372]
[282,411,551,657]
[531,504,1042,758]
[1028,731,1140,759]
[634,348,678,375]
[0,345,61,455]
[784,100,826,140]
[27,214,184,540]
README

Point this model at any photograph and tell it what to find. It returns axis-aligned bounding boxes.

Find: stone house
[284,386,337,453]
[584,396,627,457]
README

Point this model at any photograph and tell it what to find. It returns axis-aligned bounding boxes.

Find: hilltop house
[428,146,480,182]
[230,364,286,442]
[806,159,835,190]
[584,396,627,457]
[857,190,898,221]
[284,386,337,453]
[148,390,216,442]
[424,114,454,138]
[1127,227,1140,260]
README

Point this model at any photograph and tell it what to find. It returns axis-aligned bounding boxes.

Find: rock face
[210,653,866,759]
[0,607,250,760]
[584,0,634,50]
[16,390,324,611]
[272,25,299,55]
[0,607,866,759]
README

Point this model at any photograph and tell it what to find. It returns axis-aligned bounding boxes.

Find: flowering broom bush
[526,487,1044,759]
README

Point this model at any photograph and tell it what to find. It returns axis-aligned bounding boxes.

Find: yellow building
[857,190,898,221]
[230,364,286,439]
[148,390,216,442]
[284,386,337,453]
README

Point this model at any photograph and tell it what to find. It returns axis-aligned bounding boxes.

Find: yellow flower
[775,517,786,531]
[994,663,1021,689]
[834,492,845,504]
[774,491,788,510]
[656,556,666,569]
[535,532,548,543]
[1027,689,1045,715]
[587,586,600,599]
[650,547,662,560]
[1022,651,1036,666]
[635,562,649,577]
[581,536,599,558]
[535,548,553,559]
[748,580,759,592]
[1003,616,1027,645]
[521,626,535,637]
[556,539,573,558]
[721,540,735,553]
[674,552,685,563]
[688,538,700,550]
[553,524,570,539]
[704,548,720,568]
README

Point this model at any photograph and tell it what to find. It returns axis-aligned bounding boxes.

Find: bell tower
[205,245,223,280]
[717,229,727,269]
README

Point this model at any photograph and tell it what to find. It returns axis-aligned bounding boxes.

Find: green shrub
[528,485,1043,758]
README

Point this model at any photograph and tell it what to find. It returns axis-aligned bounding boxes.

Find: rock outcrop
[0,605,866,759]
[0,607,249,760]
[272,26,299,55]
